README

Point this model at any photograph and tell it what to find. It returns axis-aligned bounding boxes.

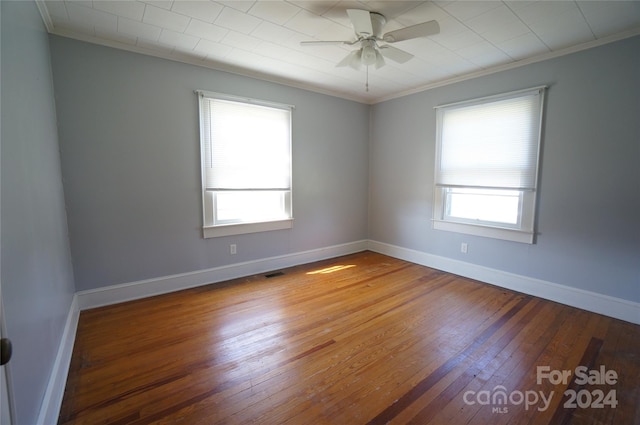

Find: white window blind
[201,97,291,191]
[435,88,544,191]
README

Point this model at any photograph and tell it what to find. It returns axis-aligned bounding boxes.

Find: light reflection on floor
[306,265,356,275]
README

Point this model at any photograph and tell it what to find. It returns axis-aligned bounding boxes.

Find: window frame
[197,90,294,238]
[432,86,546,244]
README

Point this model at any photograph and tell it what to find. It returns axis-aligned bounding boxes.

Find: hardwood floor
[59,251,640,425]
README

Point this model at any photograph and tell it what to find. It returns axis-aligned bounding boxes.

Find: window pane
[215,191,289,223]
[445,188,520,225]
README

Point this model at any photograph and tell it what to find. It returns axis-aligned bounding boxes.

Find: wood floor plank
[58,252,640,425]
[416,301,573,425]
[400,297,547,425]
[278,278,509,424]
[366,295,536,424]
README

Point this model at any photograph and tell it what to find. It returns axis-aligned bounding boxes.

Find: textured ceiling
[38,0,640,103]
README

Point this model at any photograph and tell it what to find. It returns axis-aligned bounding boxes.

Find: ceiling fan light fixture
[361,41,377,66]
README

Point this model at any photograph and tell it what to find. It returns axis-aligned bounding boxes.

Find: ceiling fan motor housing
[369,12,386,38]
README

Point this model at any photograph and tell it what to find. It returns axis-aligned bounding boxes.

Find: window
[433,87,545,244]
[197,91,293,238]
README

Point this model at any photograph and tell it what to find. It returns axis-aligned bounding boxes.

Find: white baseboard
[367,240,640,325]
[36,295,80,425]
[77,240,369,310]
[76,238,639,324]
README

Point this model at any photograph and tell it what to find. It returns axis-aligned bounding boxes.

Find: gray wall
[1,2,76,424]
[369,36,640,303]
[48,34,639,303]
[49,36,370,292]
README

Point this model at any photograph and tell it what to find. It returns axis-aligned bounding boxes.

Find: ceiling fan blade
[378,45,414,63]
[336,50,362,70]
[347,9,374,37]
[374,49,386,69]
[382,20,440,43]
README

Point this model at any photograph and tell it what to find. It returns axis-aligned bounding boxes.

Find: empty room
[1,1,639,424]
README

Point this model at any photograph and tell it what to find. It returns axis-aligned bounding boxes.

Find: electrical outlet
[230,244,237,255]
[461,242,468,254]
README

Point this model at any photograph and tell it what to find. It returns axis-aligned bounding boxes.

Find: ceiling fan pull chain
[366,66,369,92]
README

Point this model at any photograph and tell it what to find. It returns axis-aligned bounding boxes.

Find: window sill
[432,219,534,244]
[203,219,293,238]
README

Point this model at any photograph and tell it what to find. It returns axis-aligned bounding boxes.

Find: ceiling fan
[301,9,440,72]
